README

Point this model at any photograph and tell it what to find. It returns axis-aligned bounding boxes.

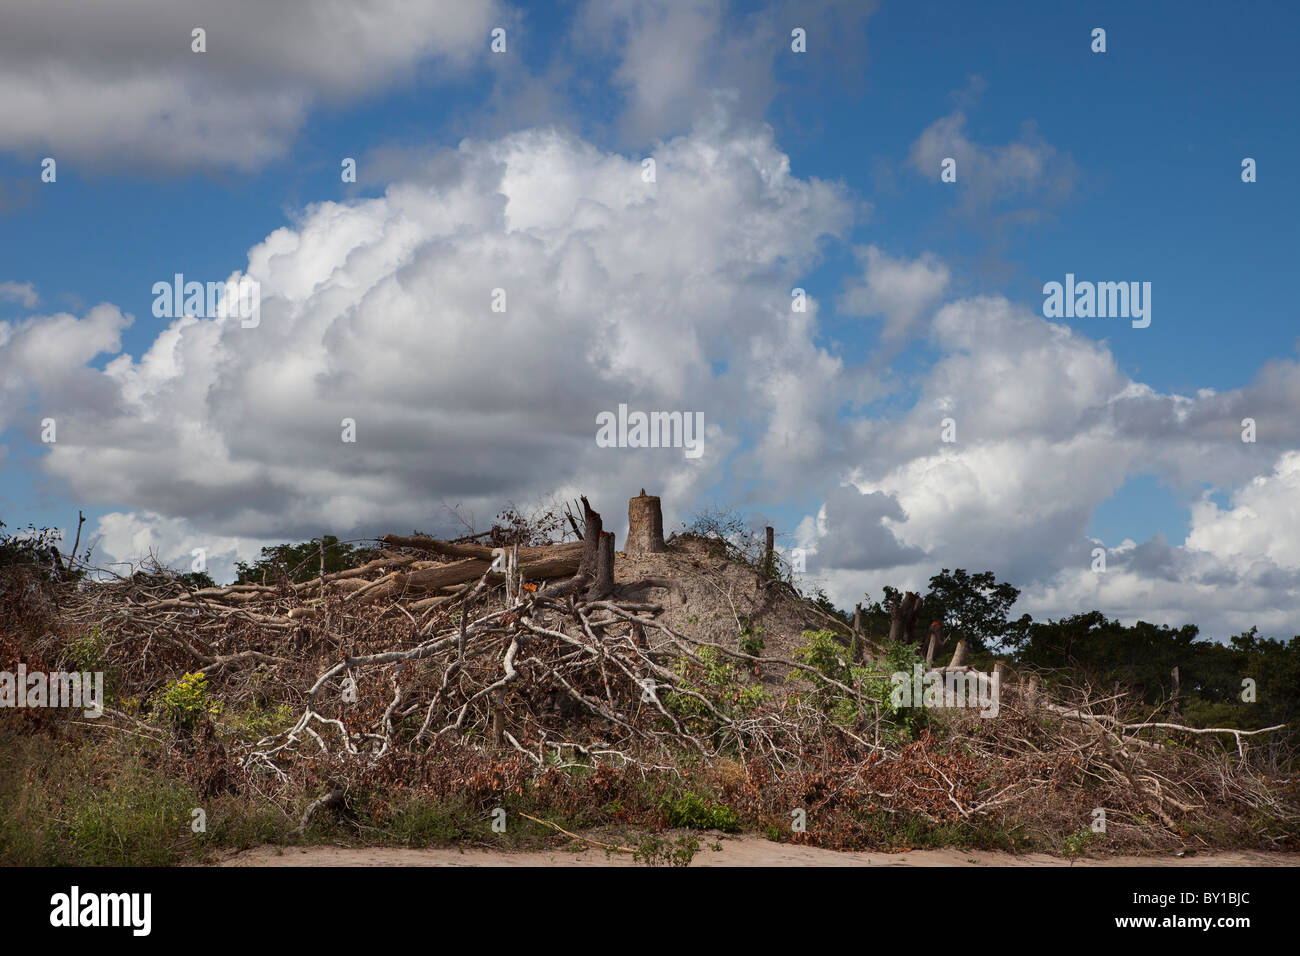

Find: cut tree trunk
[947,637,968,668]
[585,531,616,601]
[924,621,944,667]
[888,591,923,644]
[851,603,862,663]
[578,496,603,577]
[627,490,667,555]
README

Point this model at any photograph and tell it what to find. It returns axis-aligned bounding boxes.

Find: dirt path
[220,835,1296,867]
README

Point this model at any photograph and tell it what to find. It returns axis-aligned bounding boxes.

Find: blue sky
[1,0,1297,639]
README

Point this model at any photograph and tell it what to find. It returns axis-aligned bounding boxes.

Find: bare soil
[616,536,844,684]
[219,834,1296,867]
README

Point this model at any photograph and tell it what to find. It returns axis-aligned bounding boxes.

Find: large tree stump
[948,637,968,668]
[924,621,944,667]
[888,591,922,644]
[585,531,616,601]
[627,490,667,555]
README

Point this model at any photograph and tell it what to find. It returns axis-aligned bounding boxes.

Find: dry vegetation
[1,495,1296,865]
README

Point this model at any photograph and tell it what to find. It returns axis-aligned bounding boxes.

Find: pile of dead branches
[54,500,857,776]
[35,496,1294,847]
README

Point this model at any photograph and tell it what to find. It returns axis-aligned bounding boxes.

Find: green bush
[155,672,223,729]
[661,792,740,832]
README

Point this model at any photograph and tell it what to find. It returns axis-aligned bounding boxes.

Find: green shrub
[155,672,222,729]
[661,792,740,831]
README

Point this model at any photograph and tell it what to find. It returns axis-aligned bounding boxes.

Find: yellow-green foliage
[155,671,223,728]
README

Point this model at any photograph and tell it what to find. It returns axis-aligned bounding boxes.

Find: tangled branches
[29,508,1294,851]
[241,561,874,780]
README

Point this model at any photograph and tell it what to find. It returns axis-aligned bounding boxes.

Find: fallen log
[351,545,585,604]
[379,534,581,565]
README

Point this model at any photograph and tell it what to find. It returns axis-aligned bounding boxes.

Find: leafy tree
[922,568,1022,654]
[1013,614,1300,754]
[178,570,217,589]
[234,535,370,586]
[1216,628,1300,739]
[1013,611,1199,700]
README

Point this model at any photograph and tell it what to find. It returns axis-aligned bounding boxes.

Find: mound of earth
[614,534,848,686]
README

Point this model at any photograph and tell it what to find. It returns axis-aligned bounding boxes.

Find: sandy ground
[219,835,1296,867]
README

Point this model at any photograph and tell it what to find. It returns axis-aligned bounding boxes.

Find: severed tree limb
[290,785,346,837]
[516,811,636,854]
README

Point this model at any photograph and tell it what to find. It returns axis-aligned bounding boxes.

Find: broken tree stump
[585,531,616,601]
[948,637,968,668]
[627,490,667,555]
[851,602,863,663]
[1025,674,1040,712]
[888,591,922,644]
[924,621,944,667]
[578,496,603,577]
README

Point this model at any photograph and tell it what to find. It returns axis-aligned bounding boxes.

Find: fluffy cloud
[0,303,131,432]
[908,109,1076,223]
[808,485,923,570]
[9,116,850,568]
[800,292,1300,639]
[0,281,38,308]
[0,0,502,170]
[1186,452,1300,569]
[837,244,949,346]
[572,0,877,145]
